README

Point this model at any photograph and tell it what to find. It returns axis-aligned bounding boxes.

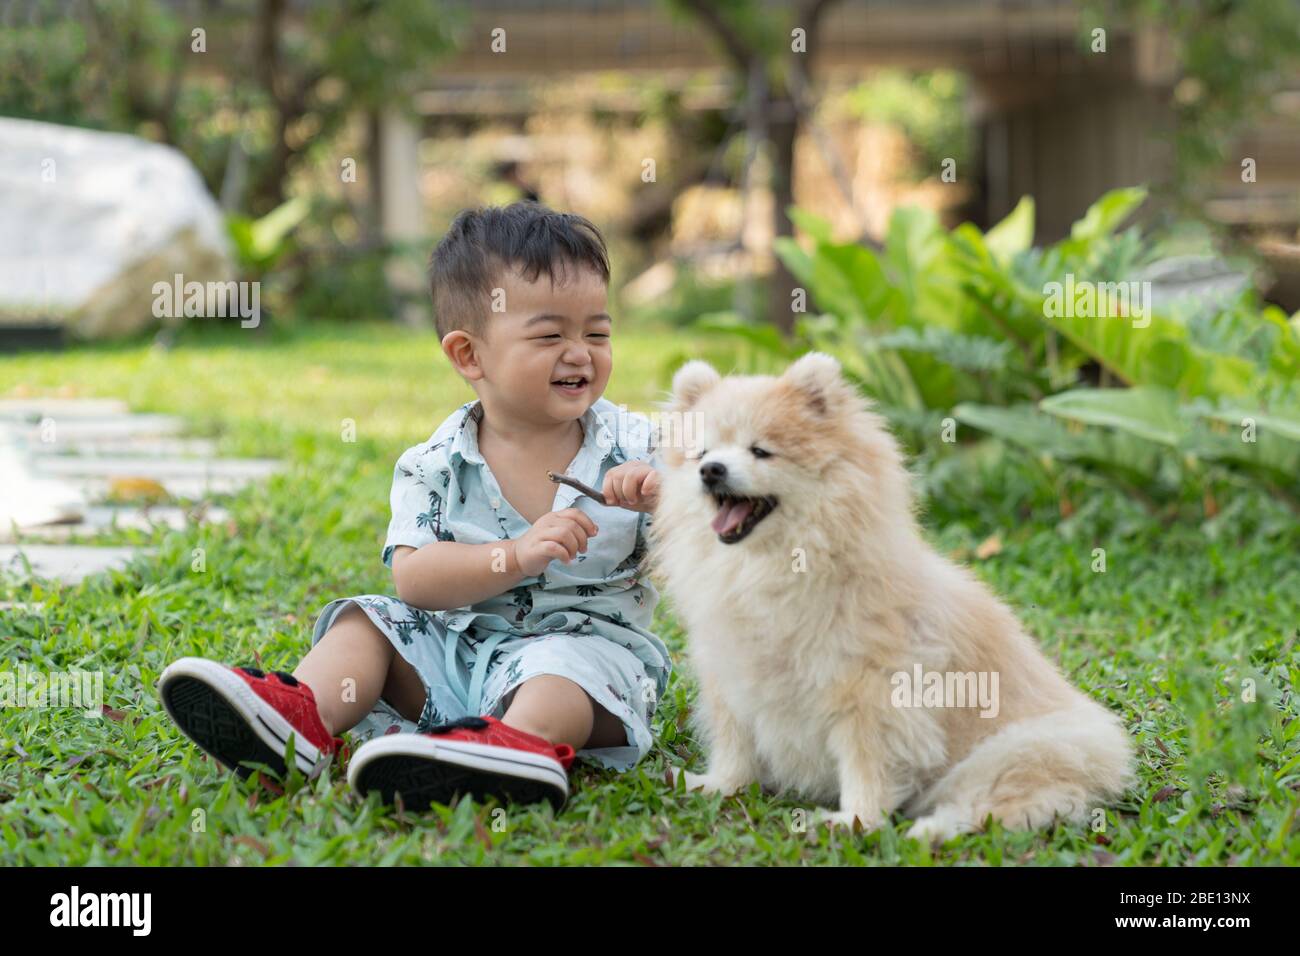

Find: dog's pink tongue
[711,498,753,536]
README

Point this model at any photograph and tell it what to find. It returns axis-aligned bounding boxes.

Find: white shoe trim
[348,732,568,796]
[159,656,325,776]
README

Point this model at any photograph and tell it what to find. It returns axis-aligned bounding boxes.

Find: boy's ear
[441,330,484,381]
[667,360,720,413]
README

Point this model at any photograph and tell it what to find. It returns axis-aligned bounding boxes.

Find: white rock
[0,117,234,339]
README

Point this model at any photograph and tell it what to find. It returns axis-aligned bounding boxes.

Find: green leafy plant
[691,185,1300,519]
[225,197,312,279]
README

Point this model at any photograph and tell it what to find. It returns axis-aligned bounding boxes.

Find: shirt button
[491,497,500,508]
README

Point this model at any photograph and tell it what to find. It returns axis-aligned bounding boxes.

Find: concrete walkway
[0,397,279,584]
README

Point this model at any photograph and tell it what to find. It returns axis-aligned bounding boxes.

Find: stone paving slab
[0,398,131,420]
[34,455,281,480]
[29,436,219,458]
[0,601,45,613]
[9,415,185,441]
[0,505,231,543]
[0,544,152,584]
[0,397,275,584]
[76,474,260,501]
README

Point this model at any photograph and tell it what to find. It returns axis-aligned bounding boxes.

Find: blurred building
[390,1,1299,258]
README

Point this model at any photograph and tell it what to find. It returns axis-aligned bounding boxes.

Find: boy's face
[458,262,613,427]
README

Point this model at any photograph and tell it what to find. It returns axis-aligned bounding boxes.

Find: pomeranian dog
[648,352,1134,841]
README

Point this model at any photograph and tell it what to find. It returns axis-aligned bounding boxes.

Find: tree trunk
[767,93,799,335]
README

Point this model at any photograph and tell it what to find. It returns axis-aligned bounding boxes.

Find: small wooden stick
[546,470,609,505]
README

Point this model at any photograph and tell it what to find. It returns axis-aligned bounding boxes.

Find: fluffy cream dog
[648,352,1135,840]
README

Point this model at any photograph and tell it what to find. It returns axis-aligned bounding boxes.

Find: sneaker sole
[158,657,326,779]
[348,734,568,812]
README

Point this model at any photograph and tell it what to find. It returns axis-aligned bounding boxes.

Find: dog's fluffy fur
[647,353,1135,840]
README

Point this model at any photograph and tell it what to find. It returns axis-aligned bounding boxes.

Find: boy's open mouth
[710,493,778,544]
[551,376,589,395]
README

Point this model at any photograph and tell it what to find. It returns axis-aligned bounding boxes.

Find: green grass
[1,321,1297,865]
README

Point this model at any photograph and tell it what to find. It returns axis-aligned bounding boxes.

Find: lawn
[1,321,1297,865]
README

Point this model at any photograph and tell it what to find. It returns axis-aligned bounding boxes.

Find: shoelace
[240,668,505,750]
[429,716,490,734]
[238,666,300,686]
[239,665,343,751]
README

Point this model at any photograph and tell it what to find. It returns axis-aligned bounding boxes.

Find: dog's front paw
[906,808,976,844]
[810,807,881,833]
[671,767,746,796]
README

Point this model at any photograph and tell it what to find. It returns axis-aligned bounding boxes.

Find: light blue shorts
[311,595,656,771]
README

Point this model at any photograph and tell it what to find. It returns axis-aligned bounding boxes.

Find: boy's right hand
[511,507,599,576]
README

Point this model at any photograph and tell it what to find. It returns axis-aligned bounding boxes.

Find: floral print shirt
[381,397,671,703]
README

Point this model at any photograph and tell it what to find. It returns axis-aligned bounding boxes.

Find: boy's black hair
[428,201,610,340]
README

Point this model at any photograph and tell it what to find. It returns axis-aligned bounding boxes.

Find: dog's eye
[689,448,709,461]
[750,445,773,459]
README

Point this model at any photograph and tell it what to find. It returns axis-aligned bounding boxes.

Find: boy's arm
[390,540,529,611]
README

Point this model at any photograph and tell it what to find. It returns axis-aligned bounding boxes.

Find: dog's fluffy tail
[905,702,1135,842]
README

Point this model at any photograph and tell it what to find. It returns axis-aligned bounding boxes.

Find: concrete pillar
[378,107,430,327]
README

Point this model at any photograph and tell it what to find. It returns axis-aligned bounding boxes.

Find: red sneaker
[348,715,576,812]
[159,657,346,780]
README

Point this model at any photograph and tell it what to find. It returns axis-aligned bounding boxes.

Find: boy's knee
[326,603,390,648]
[332,602,372,630]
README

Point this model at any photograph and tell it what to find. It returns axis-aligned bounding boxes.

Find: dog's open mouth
[710,493,778,544]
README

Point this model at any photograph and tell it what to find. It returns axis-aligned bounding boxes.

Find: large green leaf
[775,234,901,325]
[773,236,814,288]
[796,316,926,410]
[946,233,1057,348]
[884,205,943,312]
[225,196,311,272]
[1039,388,1300,484]
[876,326,1011,374]
[953,403,1078,457]
[1068,186,1148,244]
[786,206,835,245]
[953,402,1164,482]
[1192,426,1300,482]
[1040,386,1185,446]
[692,312,802,358]
[1201,404,1300,443]
[1027,278,1257,397]
[818,243,900,322]
[984,195,1035,263]
[883,206,971,331]
[250,196,311,258]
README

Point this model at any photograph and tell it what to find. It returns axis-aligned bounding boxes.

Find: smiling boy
[159,202,670,811]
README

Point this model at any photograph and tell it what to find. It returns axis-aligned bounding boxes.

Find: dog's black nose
[700,461,727,486]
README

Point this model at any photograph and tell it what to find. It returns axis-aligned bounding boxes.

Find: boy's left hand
[602,461,660,512]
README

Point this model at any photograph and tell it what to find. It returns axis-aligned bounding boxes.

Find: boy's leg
[501,675,627,750]
[293,604,426,735]
[586,692,629,748]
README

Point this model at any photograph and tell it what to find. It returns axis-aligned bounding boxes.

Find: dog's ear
[669,359,721,411]
[657,360,720,466]
[782,351,849,416]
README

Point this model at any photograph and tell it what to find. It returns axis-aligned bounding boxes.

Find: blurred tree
[839,69,971,183]
[0,0,458,216]
[1101,0,1300,209]
[665,0,845,334]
